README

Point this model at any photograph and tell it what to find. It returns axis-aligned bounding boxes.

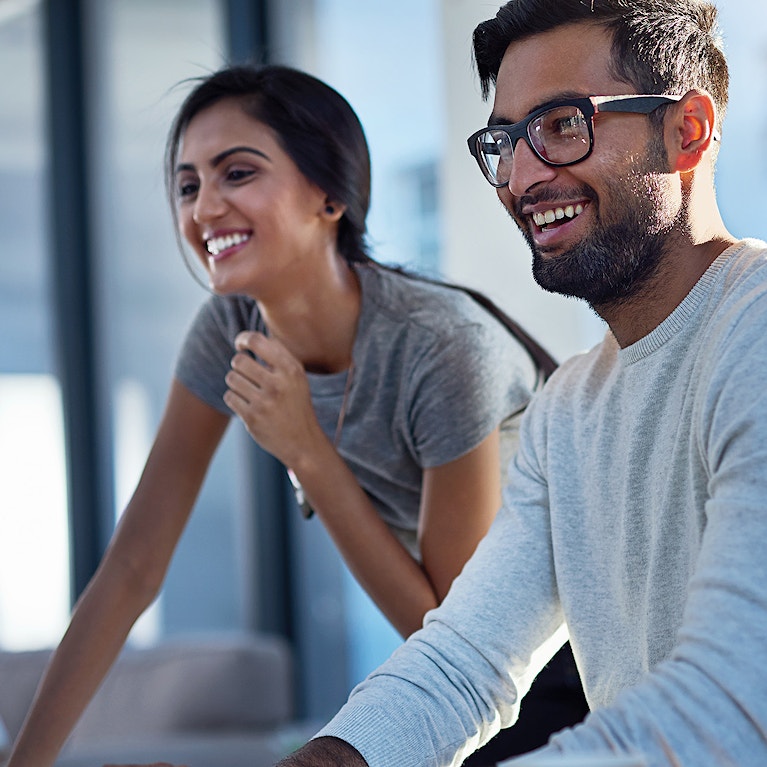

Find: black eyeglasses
[467,94,682,188]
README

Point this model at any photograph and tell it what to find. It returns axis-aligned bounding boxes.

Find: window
[0,0,70,650]
[271,0,445,714]
[87,0,247,642]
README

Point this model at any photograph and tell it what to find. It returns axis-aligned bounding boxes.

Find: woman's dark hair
[166,63,556,380]
[165,63,372,264]
[473,0,729,134]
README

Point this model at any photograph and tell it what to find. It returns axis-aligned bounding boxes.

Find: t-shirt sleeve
[406,316,538,469]
[174,295,252,415]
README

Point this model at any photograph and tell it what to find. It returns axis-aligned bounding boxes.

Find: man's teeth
[206,232,250,256]
[533,204,584,228]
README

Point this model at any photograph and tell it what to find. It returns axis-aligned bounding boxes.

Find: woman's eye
[227,167,256,183]
[177,180,198,199]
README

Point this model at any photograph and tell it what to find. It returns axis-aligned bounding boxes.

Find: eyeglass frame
[467,94,685,188]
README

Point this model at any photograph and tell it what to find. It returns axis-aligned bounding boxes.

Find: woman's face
[175,97,332,299]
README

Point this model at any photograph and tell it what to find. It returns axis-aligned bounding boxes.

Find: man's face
[492,23,681,308]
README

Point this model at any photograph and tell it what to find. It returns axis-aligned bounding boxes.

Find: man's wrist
[277,735,368,766]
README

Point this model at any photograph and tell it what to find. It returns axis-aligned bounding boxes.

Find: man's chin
[531,252,576,295]
[531,252,603,302]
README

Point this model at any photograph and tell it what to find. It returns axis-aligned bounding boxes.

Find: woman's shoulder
[354,263,537,390]
[357,262,504,334]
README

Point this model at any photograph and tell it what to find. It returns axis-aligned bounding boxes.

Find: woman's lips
[205,231,252,261]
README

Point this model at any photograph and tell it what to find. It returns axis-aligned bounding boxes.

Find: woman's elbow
[95,545,167,615]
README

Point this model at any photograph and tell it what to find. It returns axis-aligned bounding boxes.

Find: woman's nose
[192,183,227,225]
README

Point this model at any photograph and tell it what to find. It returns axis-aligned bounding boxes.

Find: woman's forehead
[179,100,278,163]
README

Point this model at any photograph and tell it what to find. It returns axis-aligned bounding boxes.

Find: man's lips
[521,200,591,249]
[531,203,585,229]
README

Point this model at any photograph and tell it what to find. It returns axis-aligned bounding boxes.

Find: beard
[515,145,676,309]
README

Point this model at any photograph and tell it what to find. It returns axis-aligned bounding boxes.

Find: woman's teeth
[206,232,250,256]
[533,203,584,229]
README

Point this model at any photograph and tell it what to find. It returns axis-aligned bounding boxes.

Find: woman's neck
[258,256,362,374]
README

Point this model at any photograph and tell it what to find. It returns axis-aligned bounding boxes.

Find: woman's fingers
[224,331,319,465]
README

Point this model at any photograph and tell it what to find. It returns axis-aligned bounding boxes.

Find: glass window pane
[271,0,443,714]
[87,0,248,642]
[715,0,767,242]
[0,0,71,649]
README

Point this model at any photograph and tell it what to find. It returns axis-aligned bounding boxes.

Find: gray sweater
[318,240,767,767]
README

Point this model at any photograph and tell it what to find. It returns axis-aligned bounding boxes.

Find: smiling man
[278,2,767,766]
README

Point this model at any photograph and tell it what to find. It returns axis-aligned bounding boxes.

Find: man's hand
[277,736,368,766]
[102,764,187,767]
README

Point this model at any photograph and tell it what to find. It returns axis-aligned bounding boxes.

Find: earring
[325,204,335,215]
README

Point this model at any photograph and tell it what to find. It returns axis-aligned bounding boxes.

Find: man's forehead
[492,22,619,122]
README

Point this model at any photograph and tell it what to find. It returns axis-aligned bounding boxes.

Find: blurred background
[1,0,765,721]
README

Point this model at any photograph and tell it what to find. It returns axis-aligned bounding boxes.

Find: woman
[8,65,579,767]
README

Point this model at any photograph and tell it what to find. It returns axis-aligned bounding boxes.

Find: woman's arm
[418,427,501,603]
[225,332,502,637]
[8,379,229,767]
[295,428,501,638]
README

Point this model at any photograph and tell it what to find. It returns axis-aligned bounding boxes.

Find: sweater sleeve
[511,292,767,765]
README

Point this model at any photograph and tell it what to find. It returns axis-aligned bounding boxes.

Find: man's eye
[553,115,586,136]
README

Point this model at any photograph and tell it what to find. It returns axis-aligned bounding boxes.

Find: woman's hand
[223,331,325,467]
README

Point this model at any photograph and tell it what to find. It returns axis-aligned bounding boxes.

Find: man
[279,1,767,765]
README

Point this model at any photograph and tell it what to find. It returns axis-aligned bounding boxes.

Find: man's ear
[667,89,718,173]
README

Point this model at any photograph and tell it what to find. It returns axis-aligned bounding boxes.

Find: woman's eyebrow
[211,145,270,166]
[175,145,270,174]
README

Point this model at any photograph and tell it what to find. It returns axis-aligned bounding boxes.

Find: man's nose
[506,138,558,197]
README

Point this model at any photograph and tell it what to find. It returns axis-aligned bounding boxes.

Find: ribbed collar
[618,241,748,366]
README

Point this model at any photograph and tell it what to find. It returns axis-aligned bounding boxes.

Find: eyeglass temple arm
[593,94,682,114]
[594,94,720,141]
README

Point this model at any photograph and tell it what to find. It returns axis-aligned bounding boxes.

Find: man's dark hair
[473,0,729,132]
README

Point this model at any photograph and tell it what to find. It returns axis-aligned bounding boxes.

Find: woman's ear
[321,198,347,222]
[668,90,718,173]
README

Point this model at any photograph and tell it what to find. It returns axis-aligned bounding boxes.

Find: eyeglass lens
[477,104,592,185]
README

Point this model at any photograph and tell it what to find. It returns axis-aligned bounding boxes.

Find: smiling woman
[174,99,341,305]
[5,63,584,767]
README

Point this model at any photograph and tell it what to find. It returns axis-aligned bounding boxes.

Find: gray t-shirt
[176,262,538,556]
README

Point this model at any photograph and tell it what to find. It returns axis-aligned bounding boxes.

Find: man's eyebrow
[175,145,270,174]
[488,91,588,127]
